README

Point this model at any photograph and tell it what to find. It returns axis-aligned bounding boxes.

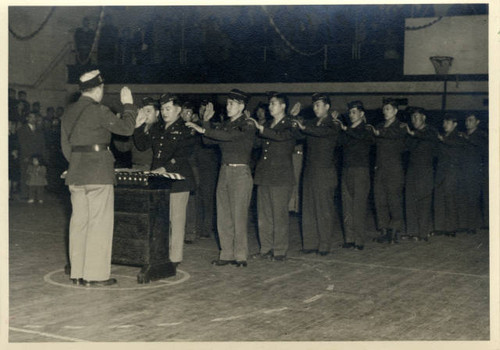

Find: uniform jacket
[374,119,407,170]
[254,116,300,186]
[301,116,340,169]
[406,125,439,170]
[339,121,374,168]
[202,114,256,165]
[463,128,488,170]
[134,117,196,193]
[437,129,468,172]
[61,95,137,185]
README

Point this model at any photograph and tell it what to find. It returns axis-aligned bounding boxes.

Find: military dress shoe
[272,255,286,261]
[82,278,117,287]
[341,242,355,249]
[300,249,318,254]
[318,251,329,256]
[71,278,83,285]
[235,261,248,267]
[211,259,236,266]
[354,245,364,251]
[252,251,273,259]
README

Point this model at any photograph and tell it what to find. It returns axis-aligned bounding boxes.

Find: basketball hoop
[429,56,454,75]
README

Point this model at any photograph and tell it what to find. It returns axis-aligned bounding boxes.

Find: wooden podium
[112,178,176,283]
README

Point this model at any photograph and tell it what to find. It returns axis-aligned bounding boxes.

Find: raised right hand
[120,86,134,105]
[135,108,148,128]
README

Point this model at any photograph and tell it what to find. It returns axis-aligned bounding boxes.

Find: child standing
[26,155,47,203]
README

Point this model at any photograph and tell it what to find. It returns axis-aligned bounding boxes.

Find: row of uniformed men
[62,69,487,286]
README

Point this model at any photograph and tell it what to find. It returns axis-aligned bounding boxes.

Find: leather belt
[72,144,110,152]
[222,163,248,167]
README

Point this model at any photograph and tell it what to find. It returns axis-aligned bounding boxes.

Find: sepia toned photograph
[4,1,498,348]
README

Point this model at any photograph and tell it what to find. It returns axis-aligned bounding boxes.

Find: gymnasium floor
[7,190,491,345]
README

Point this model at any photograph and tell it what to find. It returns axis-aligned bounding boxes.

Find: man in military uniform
[134,94,196,266]
[335,100,374,250]
[248,92,301,261]
[113,96,159,170]
[457,114,488,233]
[186,89,256,267]
[368,98,407,244]
[294,93,340,256]
[61,70,137,286]
[434,114,467,236]
[401,107,438,241]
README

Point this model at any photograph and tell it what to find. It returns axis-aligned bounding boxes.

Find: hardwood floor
[7,191,492,346]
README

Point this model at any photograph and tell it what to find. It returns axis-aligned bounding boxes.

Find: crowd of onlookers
[8,88,68,202]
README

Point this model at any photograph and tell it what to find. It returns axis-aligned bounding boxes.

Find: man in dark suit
[134,94,197,266]
[17,112,46,199]
[368,98,407,244]
[294,93,340,256]
[248,92,301,261]
[186,89,256,267]
[401,107,438,241]
[61,70,137,286]
[335,101,374,250]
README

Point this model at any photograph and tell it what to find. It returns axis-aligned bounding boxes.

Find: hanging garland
[405,16,443,31]
[76,7,105,65]
[261,6,325,57]
[9,7,56,41]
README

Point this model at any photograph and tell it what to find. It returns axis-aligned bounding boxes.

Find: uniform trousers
[257,185,293,256]
[457,170,483,230]
[69,184,114,281]
[197,169,218,236]
[302,167,337,252]
[483,170,489,227]
[374,166,404,232]
[169,191,190,263]
[405,166,433,238]
[434,168,459,232]
[216,165,253,261]
[341,167,370,246]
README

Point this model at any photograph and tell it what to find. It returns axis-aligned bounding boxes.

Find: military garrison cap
[312,92,331,106]
[227,89,249,105]
[79,70,104,90]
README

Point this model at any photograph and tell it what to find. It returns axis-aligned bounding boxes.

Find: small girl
[26,155,47,204]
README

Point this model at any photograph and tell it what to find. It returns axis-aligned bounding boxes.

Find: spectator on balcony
[132,22,154,65]
[118,27,133,65]
[74,17,95,65]
[97,14,119,64]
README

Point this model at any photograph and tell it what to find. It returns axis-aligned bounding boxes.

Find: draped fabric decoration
[260,6,325,57]
[405,16,443,31]
[76,7,106,65]
[9,7,56,41]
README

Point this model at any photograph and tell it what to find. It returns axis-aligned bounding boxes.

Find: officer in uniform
[335,100,374,250]
[61,70,137,286]
[457,114,488,233]
[434,114,468,236]
[113,96,159,170]
[367,98,407,244]
[186,89,256,267]
[294,93,340,256]
[248,92,301,261]
[401,107,439,241]
[134,94,196,266]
